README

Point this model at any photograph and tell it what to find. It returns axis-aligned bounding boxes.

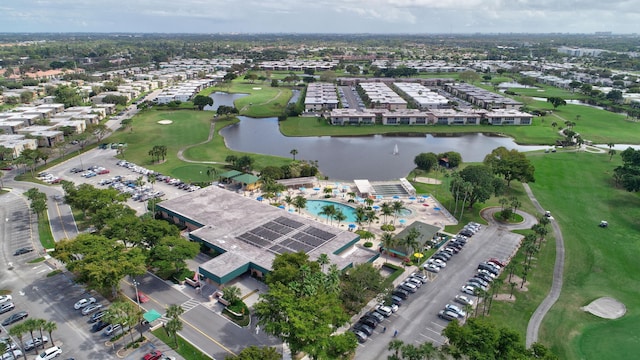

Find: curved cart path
[522,183,565,347]
[176,120,226,165]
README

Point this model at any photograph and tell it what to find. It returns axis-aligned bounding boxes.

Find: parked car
[410,272,428,283]
[103,324,123,337]
[466,282,487,291]
[88,310,107,323]
[375,305,393,317]
[438,310,458,321]
[424,264,440,273]
[135,292,149,303]
[488,258,506,267]
[74,297,96,310]
[0,302,15,314]
[0,295,12,304]
[353,323,374,336]
[358,316,378,329]
[24,336,49,351]
[13,247,34,256]
[1,350,23,360]
[143,350,163,360]
[455,295,474,306]
[35,346,62,360]
[0,338,17,351]
[81,303,102,316]
[390,295,404,306]
[351,329,368,343]
[399,282,418,293]
[404,277,422,288]
[428,259,447,268]
[461,285,477,296]
[90,320,109,333]
[367,311,385,323]
[445,304,467,318]
[392,288,409,300]
[2,311,28,326]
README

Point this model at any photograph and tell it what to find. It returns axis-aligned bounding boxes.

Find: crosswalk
[161,298,201,322]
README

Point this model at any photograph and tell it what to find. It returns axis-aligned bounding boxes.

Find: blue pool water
[305,200,412,223]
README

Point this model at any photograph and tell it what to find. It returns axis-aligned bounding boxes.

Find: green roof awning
[232,173,260,185]
[143,309,162,323]
[218,170,242,179]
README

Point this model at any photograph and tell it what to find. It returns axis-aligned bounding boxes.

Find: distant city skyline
[1,0,637,35]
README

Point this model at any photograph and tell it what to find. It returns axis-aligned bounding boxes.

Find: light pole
[132,278,141,309]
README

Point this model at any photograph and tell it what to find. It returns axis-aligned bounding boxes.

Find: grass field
[202,80,293,118]
[526,151,640,360]
[509,85,584,100]
[151,328,211,360]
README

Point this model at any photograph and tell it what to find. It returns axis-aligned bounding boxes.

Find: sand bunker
[581,297,626,319]
[157,120,173,125]
[252,87,262,90]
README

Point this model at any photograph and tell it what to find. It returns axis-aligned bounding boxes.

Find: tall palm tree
[292,195,307,214]
[391,200,406,225]
[380,202,393,224]
[23,318,39,355]
[34,318,47,348]
[364,197,374,208]
[388,339,404,359]
[165,317,183,348]
[354,206,367,228]
[289,149,298,161]
[316,253,329,271]
[365,209,378,230]
[402,229,421,261]
[166,304,185,320]
[8,323,27,360]
[333,210,346,227]
[43,321,57,347]
[608,148,617,161]
[380,232,396,264]
[319,204,336,225]
[284,195,293,210]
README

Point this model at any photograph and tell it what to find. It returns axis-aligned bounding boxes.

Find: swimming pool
[306,200,359,223]
[306,200,412,223]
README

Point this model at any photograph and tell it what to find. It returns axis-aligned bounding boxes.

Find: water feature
[219,116,548,181]
[306,200,359,223]
[204,92,249,111]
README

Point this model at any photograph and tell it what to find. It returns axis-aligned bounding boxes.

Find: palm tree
[364,197,374,208]
[34,318,47,348]
[23,318,39,355]
[380,232,396,264]
[166,304,185,319]
[323,187,333,197]
[292,195,307,213]
[402,229,421,262]
[509,282,518,299]
[165,317,183,348]
[388,339,404,359]
[283,195,293,210]
[289,149,298,161]
[365,209,378,230]
[221,287,241,304]
[43,321,57,346]
[333,210,346,227]
[354,206,367,228]
[317,253,330,271]
[380,202,393,224]
[319,204,336,225]
[8,323,27,360]
[608,149,617,161]
[391,200,406,225]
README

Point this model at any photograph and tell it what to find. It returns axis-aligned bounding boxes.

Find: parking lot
[49,148,197,215]
[354,223,523,360]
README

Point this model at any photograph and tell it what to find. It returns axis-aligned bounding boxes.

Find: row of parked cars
[0,295,31,360]
[350,272,428,343]
[116,160,202,192]
[36,172,61,184]
[99,175,165,203]
[423,222,481,274]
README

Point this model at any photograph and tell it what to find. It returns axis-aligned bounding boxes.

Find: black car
[90,320,110,333]
[393,288,410,300]
[88,310,107,323]
[13,247,34,256]
[358,317,378,329]
[353,322,374,336]
[2,311,28,326]
[459,230,474,237]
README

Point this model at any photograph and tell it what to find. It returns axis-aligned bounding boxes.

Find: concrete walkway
[522,183,565,347]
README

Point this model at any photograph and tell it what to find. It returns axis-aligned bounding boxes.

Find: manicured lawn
[526,151,640,360]
[510,85,584,100]
[152,328,212,360]
[203,80,293,118]
[107,109,291,182]
[38,211,55,249]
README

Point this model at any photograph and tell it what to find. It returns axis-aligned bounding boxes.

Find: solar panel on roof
[304,226,336,241]
[275,216,304,229]
[262,221,293,235]
[288,241,312,253]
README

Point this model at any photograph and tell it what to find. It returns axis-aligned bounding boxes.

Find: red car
[136,291,150,303]
[98,169,110,175]
[143,350,163,360]
[488,258,506,267]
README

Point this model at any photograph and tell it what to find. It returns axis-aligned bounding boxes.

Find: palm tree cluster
[148,145,167,164]
[8,318,58,358]
[318,204,347,226]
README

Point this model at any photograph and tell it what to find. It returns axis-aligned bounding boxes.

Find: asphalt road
[355,219,526,360]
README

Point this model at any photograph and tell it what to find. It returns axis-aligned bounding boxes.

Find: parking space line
[181,317,236,356]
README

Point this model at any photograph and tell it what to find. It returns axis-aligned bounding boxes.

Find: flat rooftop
[158,186,366,282]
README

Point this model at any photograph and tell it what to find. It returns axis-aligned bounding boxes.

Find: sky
[1,0,638,34]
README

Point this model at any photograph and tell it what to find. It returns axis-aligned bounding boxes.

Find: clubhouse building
[157,186,377,285]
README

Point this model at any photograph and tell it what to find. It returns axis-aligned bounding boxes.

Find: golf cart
[599,220,608,228]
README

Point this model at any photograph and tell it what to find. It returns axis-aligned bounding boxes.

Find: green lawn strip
[481,228,555,337]
[71,208,91,232]
[151,328,212,360]
[509,85,584,100]
[527,151,640,360]
[38,211,55,249]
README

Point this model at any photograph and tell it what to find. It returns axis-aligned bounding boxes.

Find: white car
[375,305,393,317]
[405,277,422,287]
[461,285,477,295]
[428,259,447,268]
[35,346,62,360]
[455,295,474,306]
[0,295,11,304]
[424,264,440,273]
[445,303,467,318]
[81,303,102,316]
[24,336,49,351]
[74,297,96,310]
[1,350,22,360]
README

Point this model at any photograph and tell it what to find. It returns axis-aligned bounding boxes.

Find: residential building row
[153,78,217,104]
[443,83,523,110]
[258,60,340,71]
[0,103,116,156]
[370,60,468,73]
[392,82,450,109]
[329,108,532,126]
[304,83,339,111]
[358,82,407,110]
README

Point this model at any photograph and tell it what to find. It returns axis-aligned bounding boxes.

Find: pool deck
[247,179,458,247]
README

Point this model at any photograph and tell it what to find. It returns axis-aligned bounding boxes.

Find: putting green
[576,315,640,360]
